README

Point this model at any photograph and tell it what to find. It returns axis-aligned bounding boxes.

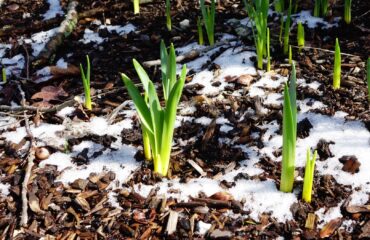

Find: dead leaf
[319,218,342,238]
[237,74,254,86]
[210,192,234,201]
[346,205,370,214]
[29,191,45,215]
[31,86,68,107]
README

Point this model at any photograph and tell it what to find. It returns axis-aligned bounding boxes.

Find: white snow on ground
[43,0,64,20]
[56,58,68,69]
[291,10,340,29]
[1,54,25,76]
[25,27,59,56]
[0,182,10,196]
[80,24,136,44]
[0,44,11,59]
[1,29,369,228]
[316,202,343,228]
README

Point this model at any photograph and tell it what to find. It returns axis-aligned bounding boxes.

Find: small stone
[179,19,190,29]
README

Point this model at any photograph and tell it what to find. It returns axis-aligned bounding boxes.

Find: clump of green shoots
[197,17,204,45]
[313,0,320,17]
[333,38,341,90]
[121,41,187,176]
[367,58,370,103]
[166,0,172,31]
[280,63,297,193]
[283,0,292,55]
[344,0,352,24]
[133,0,140,14]
[200,0,216,46]
[80,55,92,110]
[297,21,305,50]
[2,67,6,83]
[302,148,317,203]
[244,0,269,69]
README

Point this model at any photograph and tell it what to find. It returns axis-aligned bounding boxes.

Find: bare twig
[291,45,360,57]
[20,112,36,227]
[107,100,130,124]
[142,39,237,67]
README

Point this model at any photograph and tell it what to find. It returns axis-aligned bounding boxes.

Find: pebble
[179,19,190,29]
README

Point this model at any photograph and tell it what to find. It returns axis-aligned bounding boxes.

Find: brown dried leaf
[346,205,370,214]
[319,218,342,238]
[29,192,45,215]
[31,86,68,107]
[237,74,254,86]
[210,192,234,201]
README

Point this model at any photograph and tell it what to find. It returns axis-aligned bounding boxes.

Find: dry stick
[20,112,36,227]
[290,45,359,57]
[0,87,121,113]
[33,1,78,67]
[142,39,237,67]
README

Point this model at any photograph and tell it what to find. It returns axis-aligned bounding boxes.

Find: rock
[339,155,361,174]
[319,218,342,238]
[210,229,233,239]
[179,19,190,29]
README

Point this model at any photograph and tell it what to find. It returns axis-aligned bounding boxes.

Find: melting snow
[43,0,64,20]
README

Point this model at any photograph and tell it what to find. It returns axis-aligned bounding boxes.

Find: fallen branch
[33,1,78,67]
[20,112,36,227]
[142,39,237,67]
[0,98,76,113]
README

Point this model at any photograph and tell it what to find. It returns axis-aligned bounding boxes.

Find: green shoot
[80,55,92,110]
[333,38,341,90]
[166,0,172,31]
[274,0,284,13]
[244,0,269,69]
[302,149,317,203]
[2,67,6,83]
[283,0,292,55]
[121,42,187,176]
[200,0,216,46]
[197,17,204,45]
[367,58,370,103]
[344,0,352,24]
[321,0,328,16]
[288,45,292,64]
[280,62,297,193]
[314,0,321,17]
[297,21,305,50]
[267,27,271,72]
[133,0,140,14]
